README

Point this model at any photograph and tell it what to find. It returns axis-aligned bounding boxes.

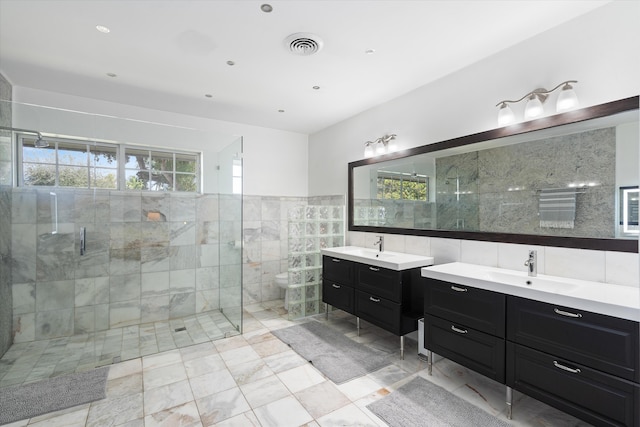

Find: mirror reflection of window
[376,171,428,201]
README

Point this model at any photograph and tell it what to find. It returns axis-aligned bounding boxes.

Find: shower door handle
[80,227,86,255]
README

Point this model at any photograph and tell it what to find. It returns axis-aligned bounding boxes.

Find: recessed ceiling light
[260,4,273,13]
[312,86,320,90]
[106,72,117,78]
[226,60,235,66]
[365,48,375,55]
[96,25,110,33]
[204,94,213,98]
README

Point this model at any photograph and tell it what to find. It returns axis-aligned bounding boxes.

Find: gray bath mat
[367,376,511,427]
[272,321,393,384]
[0,366,109,425]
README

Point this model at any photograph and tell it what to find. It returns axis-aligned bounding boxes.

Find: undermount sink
[485,271,579,292]
[321,246,434,271]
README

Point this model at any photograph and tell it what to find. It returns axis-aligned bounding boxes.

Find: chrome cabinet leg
[427,350,433,375]
[356,317,360,336]
[506,386,513,420]
[400,336,405,360]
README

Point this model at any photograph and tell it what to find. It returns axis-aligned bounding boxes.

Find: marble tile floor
[3,299,592,427]
[0,310,239,388]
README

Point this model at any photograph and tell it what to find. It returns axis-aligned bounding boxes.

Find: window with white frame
[18,134,200,192]
[20,136,118,189]
[124,147,198,192]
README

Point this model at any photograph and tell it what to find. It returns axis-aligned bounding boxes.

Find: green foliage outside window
[20,136,199,192]
[377,175,428,201]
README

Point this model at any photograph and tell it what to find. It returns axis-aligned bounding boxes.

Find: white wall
[12,87,309,196]
[309,1,640,196]
[308,1,640,302]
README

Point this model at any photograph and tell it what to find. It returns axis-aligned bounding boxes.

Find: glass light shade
[387,140,398,152]
[497,103,515,126]
[364,144,374,158]
[556,86,579,112]
[375,141,386,155]
[524,96,544,120]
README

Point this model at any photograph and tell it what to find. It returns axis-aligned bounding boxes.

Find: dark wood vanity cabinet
[355,264,423,336]
[322,256,424,336]
[507,296,639,427]
[322,257,355,313]
[507,296,639,382]
[423,279,640,427]
[423,278,506,382]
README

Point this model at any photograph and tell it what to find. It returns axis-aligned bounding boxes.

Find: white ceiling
[0,0,610,135]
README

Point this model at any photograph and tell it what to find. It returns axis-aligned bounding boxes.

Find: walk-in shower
[0,100,243,388]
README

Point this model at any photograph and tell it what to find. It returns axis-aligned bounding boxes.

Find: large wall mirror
[349,96,639,252]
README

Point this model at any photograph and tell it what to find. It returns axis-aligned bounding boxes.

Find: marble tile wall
[242,195,306,306]
[0,188,11,358]
[241,195,345,307]
[0,72,12,358]
[9,189,240,344]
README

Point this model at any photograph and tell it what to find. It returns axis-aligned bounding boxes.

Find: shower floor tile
[0,309,238,387]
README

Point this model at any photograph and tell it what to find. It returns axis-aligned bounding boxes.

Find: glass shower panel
[1,100,244,390]
[217,137,243,334]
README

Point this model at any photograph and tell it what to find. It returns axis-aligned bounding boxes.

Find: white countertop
[321,246,434,271]
[421,262,640,322]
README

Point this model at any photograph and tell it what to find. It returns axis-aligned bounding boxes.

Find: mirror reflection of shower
[444,166,464,229]
[444,166,460,202]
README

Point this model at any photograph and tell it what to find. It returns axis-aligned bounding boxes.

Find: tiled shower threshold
[0,309,239,388]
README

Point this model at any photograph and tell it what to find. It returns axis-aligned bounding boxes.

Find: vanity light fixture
[364,134,397,158]
[496,80,579,126]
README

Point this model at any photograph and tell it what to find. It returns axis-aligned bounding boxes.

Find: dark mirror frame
[348,96,640,253]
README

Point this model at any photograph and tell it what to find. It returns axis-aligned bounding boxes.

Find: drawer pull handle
[369,266,380,271]
[554,308,582,318]
[451,325,468,334]
[369,297,380,303]
[332,258,341,262]
[450,285,468,292]
[332,284,341,289]
[553,361,581,374]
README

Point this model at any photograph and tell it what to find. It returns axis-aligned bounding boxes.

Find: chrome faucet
[374,235,384,252]
[524,250,537,277]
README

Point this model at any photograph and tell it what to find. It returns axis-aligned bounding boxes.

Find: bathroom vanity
[421,262,640,427]
[321,246,434,359]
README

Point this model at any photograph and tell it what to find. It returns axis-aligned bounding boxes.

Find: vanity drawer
[322,256,354,285]
[355,290,401,335]
[322,280,354,314]
[357,264,403,303]
[507,296,639,382]
[424,278,506,338]
[507,343,640,427]
[425,314,505,383]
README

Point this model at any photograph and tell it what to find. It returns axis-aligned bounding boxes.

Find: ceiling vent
[284,33,323,56]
